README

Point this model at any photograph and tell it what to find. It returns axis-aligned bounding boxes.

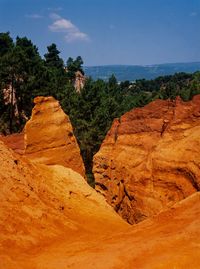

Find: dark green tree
[44,43,64,69]
[66,56,84,80]
[0,32,14,57]
[44,43,67,98]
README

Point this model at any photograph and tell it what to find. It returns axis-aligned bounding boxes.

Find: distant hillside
[84,62,200,81]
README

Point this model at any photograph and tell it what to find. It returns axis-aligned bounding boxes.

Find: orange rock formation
[27,192,200,269]
[24,96,85,177]
[93,95,200,224]
[0,132,24,155]
[1,95,200,268]
[1,139,200,269]
[0,141,127,268]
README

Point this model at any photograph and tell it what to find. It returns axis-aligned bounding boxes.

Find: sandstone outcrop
[93,95,200,224]
[30,192,200,269]
[1,139,200,269]
[0,140,127,268]
[1,94,200,268]
[0,133,24,155]
[24,96,85,177]
[74,70,86,92]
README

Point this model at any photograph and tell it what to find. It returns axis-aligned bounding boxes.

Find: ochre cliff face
[24,96,85,177]
[0,133,24,155]
[93,95,200,224]
[1,138,200,269]
[1,95,200,269]
[0,141,126,267]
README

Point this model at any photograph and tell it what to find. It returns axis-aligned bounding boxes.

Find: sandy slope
[2,192,200,269]
[0,141,127,269]
[1,94,200,268]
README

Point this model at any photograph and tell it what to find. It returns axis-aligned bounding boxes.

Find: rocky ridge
[93,95,200,224]
[0,140,127,268]
[1,95,200,268]
[1,142,200,269]
[1,97,85,177]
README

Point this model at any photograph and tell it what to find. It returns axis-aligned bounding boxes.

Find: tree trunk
[9,75,14,133]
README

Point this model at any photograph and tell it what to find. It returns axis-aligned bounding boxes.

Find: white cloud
[49,18,77,32]
[49,13,90,43]
[49,13,62,20]
[65,32,89,43]
[190,12,198,17]
[25,14,43,19]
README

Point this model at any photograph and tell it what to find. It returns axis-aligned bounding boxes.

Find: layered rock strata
[93,95,200,224]
[1,141,200,269]
[1,93,200,268]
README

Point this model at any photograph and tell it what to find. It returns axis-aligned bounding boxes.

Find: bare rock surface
[0,133,24,155]
[0,141,127,269]
[28,192,200,269]
[1,143,200,269]
[24,96,85,177]
[1,95,200,269]
[93,95,200,224]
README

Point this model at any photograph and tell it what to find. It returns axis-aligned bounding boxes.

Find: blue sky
[0,0,199,66]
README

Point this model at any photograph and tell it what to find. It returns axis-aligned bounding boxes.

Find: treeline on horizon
[0,32,200,184]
